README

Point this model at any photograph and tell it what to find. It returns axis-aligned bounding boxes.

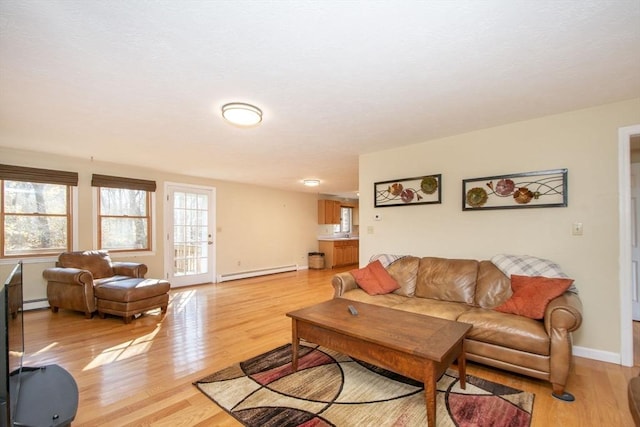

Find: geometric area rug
[194,342,534,427]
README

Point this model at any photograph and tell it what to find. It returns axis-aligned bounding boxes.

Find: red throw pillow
[494,275,574,319]
[350,264,382,295]
[350,260,399,295]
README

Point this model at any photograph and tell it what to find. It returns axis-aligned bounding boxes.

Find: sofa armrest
[544,291,583,334]
[112,262,148,278]
[43,267,94,286]
[544,291,583,396]
[331,272,358,297]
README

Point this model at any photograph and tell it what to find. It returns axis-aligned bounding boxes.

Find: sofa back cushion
[58,250,114,279]
[475,260,512,308]
[414,257,477,304]
[388,256,420,296]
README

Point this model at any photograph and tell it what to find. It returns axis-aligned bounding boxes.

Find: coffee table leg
[457,341,467,390]
[424,364,436,427]
[291,319,299,371]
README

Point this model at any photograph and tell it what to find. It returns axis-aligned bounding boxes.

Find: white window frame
[1,181,78,261]
[92,188,156,255]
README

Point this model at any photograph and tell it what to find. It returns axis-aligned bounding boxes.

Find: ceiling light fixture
[303,179,320,187]
[221,102,262,126]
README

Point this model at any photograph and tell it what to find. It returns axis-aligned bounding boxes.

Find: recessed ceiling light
[303,179,320,187]
[221,103,262,126]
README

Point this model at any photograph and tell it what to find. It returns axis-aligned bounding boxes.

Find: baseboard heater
[24,298,49,311]
[217,264,299,282]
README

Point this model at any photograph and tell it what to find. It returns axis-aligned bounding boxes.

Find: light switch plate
[572,222,583,235]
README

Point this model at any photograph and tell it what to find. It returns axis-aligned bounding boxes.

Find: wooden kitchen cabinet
[318,239,359,268]
[318,200,341,224]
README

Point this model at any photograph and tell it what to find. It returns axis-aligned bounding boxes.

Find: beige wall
[359,98,640,357]
[0,148,319,303]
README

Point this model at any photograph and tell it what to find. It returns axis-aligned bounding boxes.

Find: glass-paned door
[165,184,216,287]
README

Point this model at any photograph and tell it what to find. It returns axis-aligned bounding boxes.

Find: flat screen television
[0,261,24,427]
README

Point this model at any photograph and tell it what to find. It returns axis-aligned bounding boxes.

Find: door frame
[630,163,640,321]
[619,124,640,367]
[163,182,216,287]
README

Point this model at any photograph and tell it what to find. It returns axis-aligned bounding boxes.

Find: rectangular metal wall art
[374,174,441,207]
[462,169,567,211]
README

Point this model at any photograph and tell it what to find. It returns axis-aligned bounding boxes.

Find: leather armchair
[43,250,147,318]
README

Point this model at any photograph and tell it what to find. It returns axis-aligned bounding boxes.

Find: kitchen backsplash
[316,224,359,237]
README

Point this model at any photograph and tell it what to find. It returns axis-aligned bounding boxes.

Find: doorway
[620,125,640,367]
[164,183,216,287]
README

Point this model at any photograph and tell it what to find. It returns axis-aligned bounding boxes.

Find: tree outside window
[92,174,156,252]
[98,187,150,251]
[2,180,71,257]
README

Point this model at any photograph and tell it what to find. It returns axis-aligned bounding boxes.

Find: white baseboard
[24,299,49,311]
[217,264,299,282]
[573,345,620,364]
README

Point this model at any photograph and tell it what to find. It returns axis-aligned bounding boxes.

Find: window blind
[0,164,78,186]
[91,174,157,192]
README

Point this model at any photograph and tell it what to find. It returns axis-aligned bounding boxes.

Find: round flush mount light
[303,179,321,187]
[221,102,262,126]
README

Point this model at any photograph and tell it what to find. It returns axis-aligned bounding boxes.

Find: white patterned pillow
[369,254,407,268]
[491,254,578,294]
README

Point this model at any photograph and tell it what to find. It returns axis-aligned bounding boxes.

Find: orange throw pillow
[350,260,399,295]
[494,275,574,319]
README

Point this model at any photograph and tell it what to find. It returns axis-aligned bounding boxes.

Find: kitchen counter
[317,236,359,241]
[317,238,359,267]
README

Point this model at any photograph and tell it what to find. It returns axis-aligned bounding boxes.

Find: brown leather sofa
[43,250,170,323]
[332,256,583,400]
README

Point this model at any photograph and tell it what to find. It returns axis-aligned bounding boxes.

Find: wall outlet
[367,226,374,234]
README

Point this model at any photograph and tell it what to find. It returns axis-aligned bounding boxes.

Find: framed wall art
[375,174,441,207]
[462,169,567,211]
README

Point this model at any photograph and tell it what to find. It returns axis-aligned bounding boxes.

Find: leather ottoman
[94,278,170,324]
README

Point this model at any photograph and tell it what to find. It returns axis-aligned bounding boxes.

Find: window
[92,174,156,252]
[0,164,77,258]
[339,207,352,233]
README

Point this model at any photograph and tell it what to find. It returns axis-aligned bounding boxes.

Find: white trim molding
[619,124,640,367]
[573,346,620,365]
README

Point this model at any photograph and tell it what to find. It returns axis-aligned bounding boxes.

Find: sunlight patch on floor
[31,341,58,356]
[169,289,196,314]
[83,326,160,371]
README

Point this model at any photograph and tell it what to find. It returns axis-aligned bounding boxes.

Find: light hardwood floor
[22,267,638,426]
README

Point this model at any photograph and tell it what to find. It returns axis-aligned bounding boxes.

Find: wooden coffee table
[286,299,472,426]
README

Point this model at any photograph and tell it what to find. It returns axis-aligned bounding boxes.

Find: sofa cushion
[58,250,114,279]
[387,256,420,297]
[494,275,574,319]
[414,257,477,305]
[350,260,399,295]
[94,278,170,302]
[475,261,512,308]
[458,307,550,356]
[339,289,407,308]
[395,298,471,321]
[93,275,134,286]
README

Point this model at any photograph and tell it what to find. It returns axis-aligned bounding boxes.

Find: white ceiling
[1,1,639,198]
